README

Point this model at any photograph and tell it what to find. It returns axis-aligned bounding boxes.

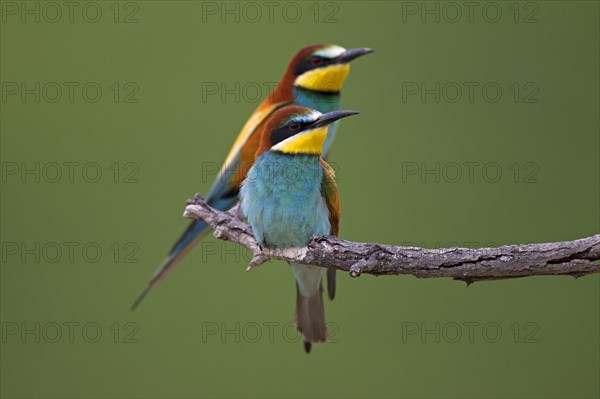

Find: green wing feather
[320,159,340,300]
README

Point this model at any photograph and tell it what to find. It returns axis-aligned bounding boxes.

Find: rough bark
[183,195,600,283]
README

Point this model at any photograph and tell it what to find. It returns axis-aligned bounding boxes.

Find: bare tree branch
[183,194,600,283]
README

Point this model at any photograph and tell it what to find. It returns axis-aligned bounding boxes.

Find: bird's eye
[289,122,301,131]
[310,57,323,66]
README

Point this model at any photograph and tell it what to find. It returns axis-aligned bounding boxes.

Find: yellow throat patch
[295,64,350,93]
[271,127,328,155]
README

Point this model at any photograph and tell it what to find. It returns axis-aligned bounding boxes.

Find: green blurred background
[1,1,598,398]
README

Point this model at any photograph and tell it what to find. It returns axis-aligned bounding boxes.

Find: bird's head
[287,44,374,93]
[257,106,359,156]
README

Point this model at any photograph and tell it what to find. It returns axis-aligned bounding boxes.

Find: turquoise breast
[240,151,331,248]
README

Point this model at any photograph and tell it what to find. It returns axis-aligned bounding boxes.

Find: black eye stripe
[270,126,296,146]
[293,56,334,76]
[270,122,308,146]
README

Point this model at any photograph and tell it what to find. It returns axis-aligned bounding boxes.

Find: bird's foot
[227,202,245,221]
[246,243,270,272]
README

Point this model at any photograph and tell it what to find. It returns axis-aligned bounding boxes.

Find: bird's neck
[293,86,341,113]
[293,86,342,158]
[268,77,342,110]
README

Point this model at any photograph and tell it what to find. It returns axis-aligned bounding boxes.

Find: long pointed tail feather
[131,190,240,311]
[295,283,328,353]
[130,221,210,311]
[327,268,336,300]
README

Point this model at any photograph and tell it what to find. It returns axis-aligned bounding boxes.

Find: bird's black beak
[310,110,360,129]
[335,48,375,64]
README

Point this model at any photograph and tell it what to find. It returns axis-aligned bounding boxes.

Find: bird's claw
[227,202,245,221]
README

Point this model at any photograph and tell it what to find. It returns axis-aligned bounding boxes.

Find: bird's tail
[131,191,240,311]
[295,283,328,353]
[131,220,211,311]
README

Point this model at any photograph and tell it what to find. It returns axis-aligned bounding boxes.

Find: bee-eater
[132,44,373,310]
[240,105,358,352]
